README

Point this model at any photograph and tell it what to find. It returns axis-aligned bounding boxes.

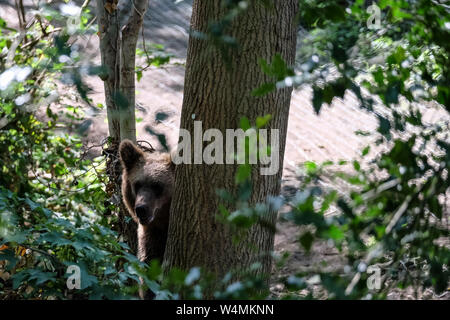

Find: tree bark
[96,0,121,142]
[96,0,148,143]
[163,0,298,293]
[120,0,148,142]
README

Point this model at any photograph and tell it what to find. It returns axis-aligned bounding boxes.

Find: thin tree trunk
[163,0,298,294]
[119,0,148,142]
[14,0,26,29]
[96,0,147,254]
[96,0,121,142]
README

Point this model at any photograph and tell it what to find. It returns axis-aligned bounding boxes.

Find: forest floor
[1,0,448,299]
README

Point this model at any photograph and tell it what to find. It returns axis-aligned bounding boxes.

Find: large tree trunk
[163,0,298,293]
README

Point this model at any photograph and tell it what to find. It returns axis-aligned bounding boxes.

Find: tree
[163,0,299,294]
[96,0,120,143]
[96,0,149,253]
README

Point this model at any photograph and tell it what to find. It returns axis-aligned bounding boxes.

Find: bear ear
[119,139,144,171]
[162,153,175,172]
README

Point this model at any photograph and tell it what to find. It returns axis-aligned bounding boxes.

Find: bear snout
[135,205,153,224]
[135,205,146,220]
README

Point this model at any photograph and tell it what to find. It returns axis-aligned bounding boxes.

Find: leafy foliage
[0,4,154,300]
[135,43,174,81]
[250,0,450,298]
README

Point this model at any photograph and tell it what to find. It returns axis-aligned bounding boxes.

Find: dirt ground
[1,0,448,299]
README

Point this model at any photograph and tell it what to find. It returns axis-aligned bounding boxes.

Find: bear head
[119,140,175,227]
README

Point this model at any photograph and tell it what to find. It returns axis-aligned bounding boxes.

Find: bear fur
[119,139,174,299]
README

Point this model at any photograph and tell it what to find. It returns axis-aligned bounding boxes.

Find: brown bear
[119,139,174,299]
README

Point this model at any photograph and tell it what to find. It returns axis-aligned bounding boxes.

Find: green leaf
[252,83,276,97]
[136,70,143,82]
[372,68,384,86]
[239,116,251,131]
[377,115,392,138]
[235,164,251,183]
[28,269,57,285]
[325,225,344,241]
[305,161,317,174]
[228,210,255,229]
[0,249,19,271]
[387,46,406,65]
[256,115,272,128]
[362,146,370,156]
[78,261,98,290]
[353,160,361,171]
[258,54,294,81]
[299,231,314,252]
[312,86,323,114]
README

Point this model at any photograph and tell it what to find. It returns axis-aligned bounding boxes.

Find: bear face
[119,140,174,299]
[119,140,174,229]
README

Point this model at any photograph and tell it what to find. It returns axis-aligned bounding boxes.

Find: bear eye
[134,182,143,192]
[151,182,164,197]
